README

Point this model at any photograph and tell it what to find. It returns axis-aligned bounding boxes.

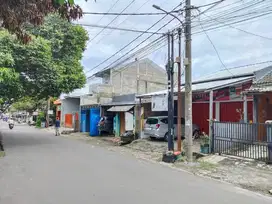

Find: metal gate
[212,121,271,162]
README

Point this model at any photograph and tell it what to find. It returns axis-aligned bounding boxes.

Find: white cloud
[76,0,272,79]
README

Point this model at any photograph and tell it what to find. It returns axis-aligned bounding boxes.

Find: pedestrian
[0,132,4,152]
[55,117,60,136]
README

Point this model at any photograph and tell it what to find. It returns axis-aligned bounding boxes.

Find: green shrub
[36,112,45,127]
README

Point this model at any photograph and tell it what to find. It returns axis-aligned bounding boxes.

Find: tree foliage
[0,0,88,43]
[0,14,88,105]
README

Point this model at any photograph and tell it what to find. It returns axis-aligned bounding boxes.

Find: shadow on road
[2,129,57,149]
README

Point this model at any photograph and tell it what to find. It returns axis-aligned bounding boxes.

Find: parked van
[144,116,200,141]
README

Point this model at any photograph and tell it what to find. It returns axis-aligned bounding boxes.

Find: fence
[212,121,272,162]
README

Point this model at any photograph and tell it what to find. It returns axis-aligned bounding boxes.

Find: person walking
[0,132,4,153]
[55,117,60,136]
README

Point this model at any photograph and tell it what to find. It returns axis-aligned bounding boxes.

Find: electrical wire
[94,0,154,44]
[202,12,272,40]
[85,3,182,74]
[195,10,234,77]
[83,11,180,15]
[76,23,164,35]
[94,0,121,25]
[87,0,136,45]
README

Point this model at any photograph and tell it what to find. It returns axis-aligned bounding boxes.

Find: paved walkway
[0,122,271,204]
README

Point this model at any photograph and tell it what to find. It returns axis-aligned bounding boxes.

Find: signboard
[33,112,38,116]
[192,81,252,102]
[48,110,53,115]
[56,105,61,111]
[151,95,168,111]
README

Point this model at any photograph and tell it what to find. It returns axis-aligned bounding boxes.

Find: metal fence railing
[212,121,272,162]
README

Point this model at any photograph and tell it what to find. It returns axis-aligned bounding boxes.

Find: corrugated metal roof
[254,69,272,85]
[246,86,272,93]
[196,64,270,82]
[137,77,253,98]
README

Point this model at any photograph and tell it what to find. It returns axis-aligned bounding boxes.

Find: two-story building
[80,58,167,136]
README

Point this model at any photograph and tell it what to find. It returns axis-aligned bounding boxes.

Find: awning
[107,105,134,112]
[54,99,61,105]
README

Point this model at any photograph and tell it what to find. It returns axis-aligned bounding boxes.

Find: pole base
[162,151,178,163]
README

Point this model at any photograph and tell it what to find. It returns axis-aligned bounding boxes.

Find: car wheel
[164,132,169,142]
[150,136,156,141]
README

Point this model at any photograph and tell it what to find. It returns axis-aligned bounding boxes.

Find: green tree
[0,32,23,106]
[0,0,90,43]
[29,14,88,96]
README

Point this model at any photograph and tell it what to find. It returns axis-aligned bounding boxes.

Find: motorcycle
[9,123,14,130]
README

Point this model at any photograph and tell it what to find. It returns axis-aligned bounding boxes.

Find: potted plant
[200,133,210,154]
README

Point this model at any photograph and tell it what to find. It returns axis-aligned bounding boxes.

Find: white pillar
[243,94,248,123]
[209,90,214,153]
[215,102,220,121]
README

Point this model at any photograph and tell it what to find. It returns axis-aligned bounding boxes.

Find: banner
[151,94,168,111]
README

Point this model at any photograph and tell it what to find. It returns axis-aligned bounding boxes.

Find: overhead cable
[85,3,182,74]
[87,0,136,44]
[77,23,164,35]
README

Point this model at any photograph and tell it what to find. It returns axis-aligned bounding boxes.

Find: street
[0,123,271,204]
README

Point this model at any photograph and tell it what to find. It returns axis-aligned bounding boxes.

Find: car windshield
[146,118,158,125]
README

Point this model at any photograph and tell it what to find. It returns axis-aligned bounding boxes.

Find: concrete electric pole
[167,32,174,151]
[184,0,193,162]
[177,28,182,152]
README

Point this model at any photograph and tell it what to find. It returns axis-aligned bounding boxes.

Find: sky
[68,0,272,96]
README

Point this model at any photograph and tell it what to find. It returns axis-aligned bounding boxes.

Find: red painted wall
[220,101,253,122]
[192,103,215,134]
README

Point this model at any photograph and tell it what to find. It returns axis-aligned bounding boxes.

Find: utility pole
[184,0,193,162]
[46,97,50,128]
[177,28,182,152]
[167,32,174,151]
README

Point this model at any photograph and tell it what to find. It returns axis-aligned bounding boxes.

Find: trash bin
[41,122,46,128]
[265,121,272,163]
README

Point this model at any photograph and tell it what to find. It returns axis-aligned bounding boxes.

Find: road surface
[0,122,271,204]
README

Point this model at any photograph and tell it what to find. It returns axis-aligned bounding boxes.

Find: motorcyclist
[8,118,14,125]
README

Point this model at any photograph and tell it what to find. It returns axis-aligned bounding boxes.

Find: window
[146,118,158,124]
[160,118,168,124]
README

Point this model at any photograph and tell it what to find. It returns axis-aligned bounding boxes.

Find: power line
[77,23,164,35]
[94,0,154,44]
[196,11,234,77]
[94,0,121,25]
[192,10,272,35]
[87,0,136,44]
[93,18,176,75]
[83,11,179,16]
[85,3,182,74]
[202,12,272,40]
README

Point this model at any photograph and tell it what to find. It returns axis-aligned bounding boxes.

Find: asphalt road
[0,122,271,204]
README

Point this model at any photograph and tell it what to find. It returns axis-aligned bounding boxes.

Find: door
[90,108,100,136]
[114,113,120,137]
[80,110,86,132]
[125,112,134,131]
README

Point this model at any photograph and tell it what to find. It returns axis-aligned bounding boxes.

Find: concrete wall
[61,98,80,126]
[111,59,167,95]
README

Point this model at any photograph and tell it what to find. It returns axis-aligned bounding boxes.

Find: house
[137,63,272,134]
[80,58,168,136]
[61,93,81,131]
[53,99,61,120]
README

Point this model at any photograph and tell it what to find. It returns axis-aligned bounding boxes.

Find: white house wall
[61,98,80,126]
